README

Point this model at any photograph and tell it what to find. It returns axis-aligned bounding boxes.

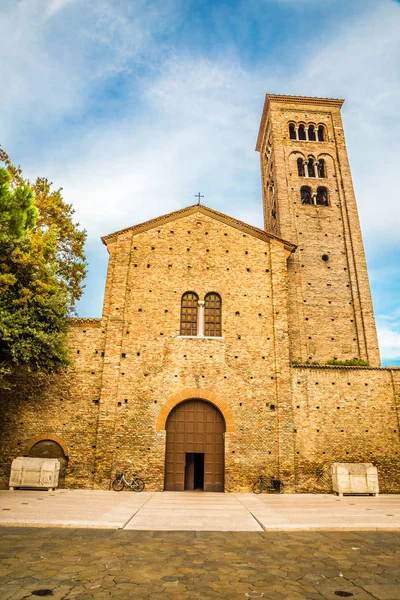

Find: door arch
[28,440,68,488]
[164,399,225,492]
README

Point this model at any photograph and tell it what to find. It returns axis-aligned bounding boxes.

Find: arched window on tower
[307,157,316,177]
[316,159,326,178]
[317,125,325,142]
[204,293,222,337]
[289,123,297,140]
[316,186,329,206]
[297,157,305,177]
[308,125,316,141]
[180,292,199,336]
[298,124,307,140]
[300,186,312,205]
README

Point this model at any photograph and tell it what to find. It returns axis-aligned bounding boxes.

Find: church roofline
[101,204,297,254]
[256,93,345,151]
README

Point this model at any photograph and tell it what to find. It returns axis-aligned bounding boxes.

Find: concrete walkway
[1,490,400,531]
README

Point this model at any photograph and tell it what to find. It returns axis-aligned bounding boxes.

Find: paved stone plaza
[1,492,400,599]
[1,491,400,531]
[1,527,400,599]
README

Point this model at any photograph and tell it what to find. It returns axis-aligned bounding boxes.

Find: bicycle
[112,472,145,492]
[252,475,284,494]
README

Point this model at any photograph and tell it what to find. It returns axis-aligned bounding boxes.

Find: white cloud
[0,0,179,142]
[1,0,399,348]
[47,0,78,16]
[377,317,400,360]
[46,55,270,238]
[288,0,400,242]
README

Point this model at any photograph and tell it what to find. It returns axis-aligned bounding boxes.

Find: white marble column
[197,301,205,337]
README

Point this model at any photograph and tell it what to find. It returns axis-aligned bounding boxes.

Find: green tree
[0,149,87,388]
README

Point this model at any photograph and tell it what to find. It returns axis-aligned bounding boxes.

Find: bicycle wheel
[112,477,124,491]
[252,480,263,494]
[131,478,145,492]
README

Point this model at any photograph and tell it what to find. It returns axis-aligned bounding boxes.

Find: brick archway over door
[164,399,225,492]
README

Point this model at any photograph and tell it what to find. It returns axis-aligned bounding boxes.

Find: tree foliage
[0,149,87,388]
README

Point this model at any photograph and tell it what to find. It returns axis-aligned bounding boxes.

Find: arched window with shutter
[307,157,316,177]
[204,293,222,337]
[316,187,329,206]
[317,159,325,178]
[301,186,312,205]
[180,292,199,336]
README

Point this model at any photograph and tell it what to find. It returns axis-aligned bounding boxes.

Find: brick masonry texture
[0,94,399,493]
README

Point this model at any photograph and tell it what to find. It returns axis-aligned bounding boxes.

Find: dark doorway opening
[184,453,204,490]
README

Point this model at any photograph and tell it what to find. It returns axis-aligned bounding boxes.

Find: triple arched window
[289,122,325,142]
[297,157,325,178]
[300,186,329,206]
[180,292,222,337]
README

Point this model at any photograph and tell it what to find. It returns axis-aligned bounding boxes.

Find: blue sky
[1,0,400,365]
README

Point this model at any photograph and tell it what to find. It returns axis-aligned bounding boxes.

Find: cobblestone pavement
[1,528,400,600]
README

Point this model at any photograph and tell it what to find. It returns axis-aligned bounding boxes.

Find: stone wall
[0,319,104,489]
[292,366,400,492]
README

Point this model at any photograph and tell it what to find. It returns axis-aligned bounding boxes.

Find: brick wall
[292,366,400,492]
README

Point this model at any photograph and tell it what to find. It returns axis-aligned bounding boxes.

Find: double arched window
[297,156,326,178]
[180,292,222,337]
[289,122,326,142]
[300,186,329,206]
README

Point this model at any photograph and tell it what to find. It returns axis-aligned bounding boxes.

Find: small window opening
[318,125,325,141]
[300,186,312,205]
[289,123,297,140]
[316,186,329,206]
[307,157,315,177]
[297,157,305,177]
[298,124,307,140]
[308,125,316,141]
[317,159,325,178]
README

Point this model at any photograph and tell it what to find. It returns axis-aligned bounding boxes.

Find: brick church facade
[1,94,400,492]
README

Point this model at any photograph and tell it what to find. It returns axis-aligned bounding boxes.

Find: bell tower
[256,94,380,366]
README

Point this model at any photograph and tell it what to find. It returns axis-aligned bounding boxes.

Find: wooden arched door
[164,399,225,492]
[28,440,68,488]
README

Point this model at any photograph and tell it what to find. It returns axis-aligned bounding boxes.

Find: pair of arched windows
[297,157,325,178]
[180,292,222,337]
[300,186,329,206]
[289,123,325,142]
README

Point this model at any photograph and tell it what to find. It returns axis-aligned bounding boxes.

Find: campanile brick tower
[256,94,380,366]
